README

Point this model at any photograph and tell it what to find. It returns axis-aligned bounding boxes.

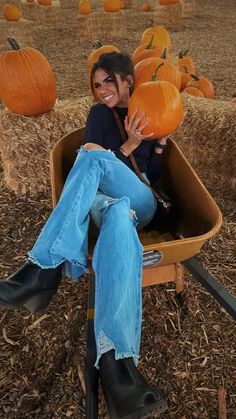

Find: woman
[0,52,171,418]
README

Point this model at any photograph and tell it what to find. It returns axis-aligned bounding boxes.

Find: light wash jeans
[28,147,157,367]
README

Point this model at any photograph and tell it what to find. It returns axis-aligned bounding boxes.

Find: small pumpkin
[87,40,120,74]
[132,35,168,67]
[134,55,181,90]
[177,50,196,73]
[37,0,52,5]
[186,74,214,99]
[159,0,180,4]
[182,87,204,97]
[0,38,57,116]
[180,66,194,91]
[142,3,151,11]
[79,0,91,14]
[128,80,184,138]
[103,0,121,12]
[141,26,172,53]
[3,3,21,21]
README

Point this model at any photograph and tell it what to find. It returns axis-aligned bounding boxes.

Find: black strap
[112,108,170,208]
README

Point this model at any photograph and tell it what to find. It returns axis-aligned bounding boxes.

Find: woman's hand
[120,109,154,156]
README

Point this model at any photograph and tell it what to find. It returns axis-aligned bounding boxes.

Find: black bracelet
[154,142,167,149]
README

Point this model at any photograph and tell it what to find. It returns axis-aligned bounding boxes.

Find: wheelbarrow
[50,128,235,419]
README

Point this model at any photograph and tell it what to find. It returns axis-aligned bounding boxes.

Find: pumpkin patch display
[79,0,91,15]
[0,38,57,116]
[103,0,121,12]
[186,74,215,99]
[141,26,172,53]
[3,3,21,21]
[128,80,184,138]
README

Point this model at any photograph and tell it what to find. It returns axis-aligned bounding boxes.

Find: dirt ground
[0,0,236,418]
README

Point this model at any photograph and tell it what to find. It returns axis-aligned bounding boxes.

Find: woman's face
[93,68,131,108]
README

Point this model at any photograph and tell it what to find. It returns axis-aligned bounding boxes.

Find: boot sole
[103,387,168,419]
[0,288,57,314]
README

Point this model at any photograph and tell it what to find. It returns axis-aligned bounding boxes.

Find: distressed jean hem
[95,333,139,369]
[27,253,89,279]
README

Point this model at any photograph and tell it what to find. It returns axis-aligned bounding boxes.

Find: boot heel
[24,289,56,313]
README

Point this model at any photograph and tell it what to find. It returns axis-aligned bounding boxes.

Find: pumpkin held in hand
[0,38,57,116]
[128,80,184,138]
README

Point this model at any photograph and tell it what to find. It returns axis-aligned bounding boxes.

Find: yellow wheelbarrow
[50,128,235,419]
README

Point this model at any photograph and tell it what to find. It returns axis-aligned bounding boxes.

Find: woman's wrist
[120,138,141,156]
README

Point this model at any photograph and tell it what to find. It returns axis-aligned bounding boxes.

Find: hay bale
[181,0,195,18]
[172,94,236,194]
[0,18,33,52]
[19,1,40,22]
[58,7,79,27]
[124,9,154,31]
[60,0,79,8]
[36,3,60,26]
[78,9,127,41]
[154,2,183,30]
[0,96,93,196]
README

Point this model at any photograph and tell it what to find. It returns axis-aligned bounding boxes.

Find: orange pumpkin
[79,0,91,14]
[87,41,120,74]
[134,56,181,90]
[128,80,184,138]
[159,0,180,4]
[132,35,168,67]
[3,3,21,21]
[180,66,194,91]
[186,75,215,99]
[182,87,204,97]
[141,26,172,53]
[142,3,151,11]
[177,50,196,73]
[37,0,52,5]
[103,0,121,12]
[0,38,57,116]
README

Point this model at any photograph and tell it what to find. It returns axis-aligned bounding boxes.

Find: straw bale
[154,2,183,30]
[78,10,127,41]
[0,96,93,196]
[19,1,40,22]
[171,94,236,192]
[36,3,60,26]
[58,7,79,27]
[59,0,79,8]
[123,9,154,30]
[181,0,196,18]
[0,18,33,53]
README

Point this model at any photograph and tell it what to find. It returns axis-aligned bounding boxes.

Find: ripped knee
[83,143,106,151]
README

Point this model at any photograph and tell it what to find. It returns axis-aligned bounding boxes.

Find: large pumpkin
[103,0,121,12]
[128,80,184,138]
[0,38,57,116]
[134,56,181,90]
[141,26,172,52]
[3,3,21,21]
[87,41,120,74]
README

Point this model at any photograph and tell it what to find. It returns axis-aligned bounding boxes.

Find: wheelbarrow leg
[85,274,99,419]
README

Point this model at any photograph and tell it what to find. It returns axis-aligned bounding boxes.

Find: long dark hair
[90,51,134,97]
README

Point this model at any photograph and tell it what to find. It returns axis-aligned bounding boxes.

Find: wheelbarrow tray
[50,128,222,271]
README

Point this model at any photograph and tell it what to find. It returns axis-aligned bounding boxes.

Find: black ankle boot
[99,350,167,419]
[0,261,62,313]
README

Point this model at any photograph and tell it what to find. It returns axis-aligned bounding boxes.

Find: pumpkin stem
[146,34,155,50]
[190,74,199,81]
[7,37,20,50]
[152,63,164,81]
[161,47,167,59]
[178,49,189,59]
[93,40,103,49]
[183,65,189,73]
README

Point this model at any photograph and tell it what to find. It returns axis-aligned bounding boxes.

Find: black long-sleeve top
[84,103,163,185]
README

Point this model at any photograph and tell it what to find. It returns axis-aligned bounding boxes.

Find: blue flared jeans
[28,148,157,367]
